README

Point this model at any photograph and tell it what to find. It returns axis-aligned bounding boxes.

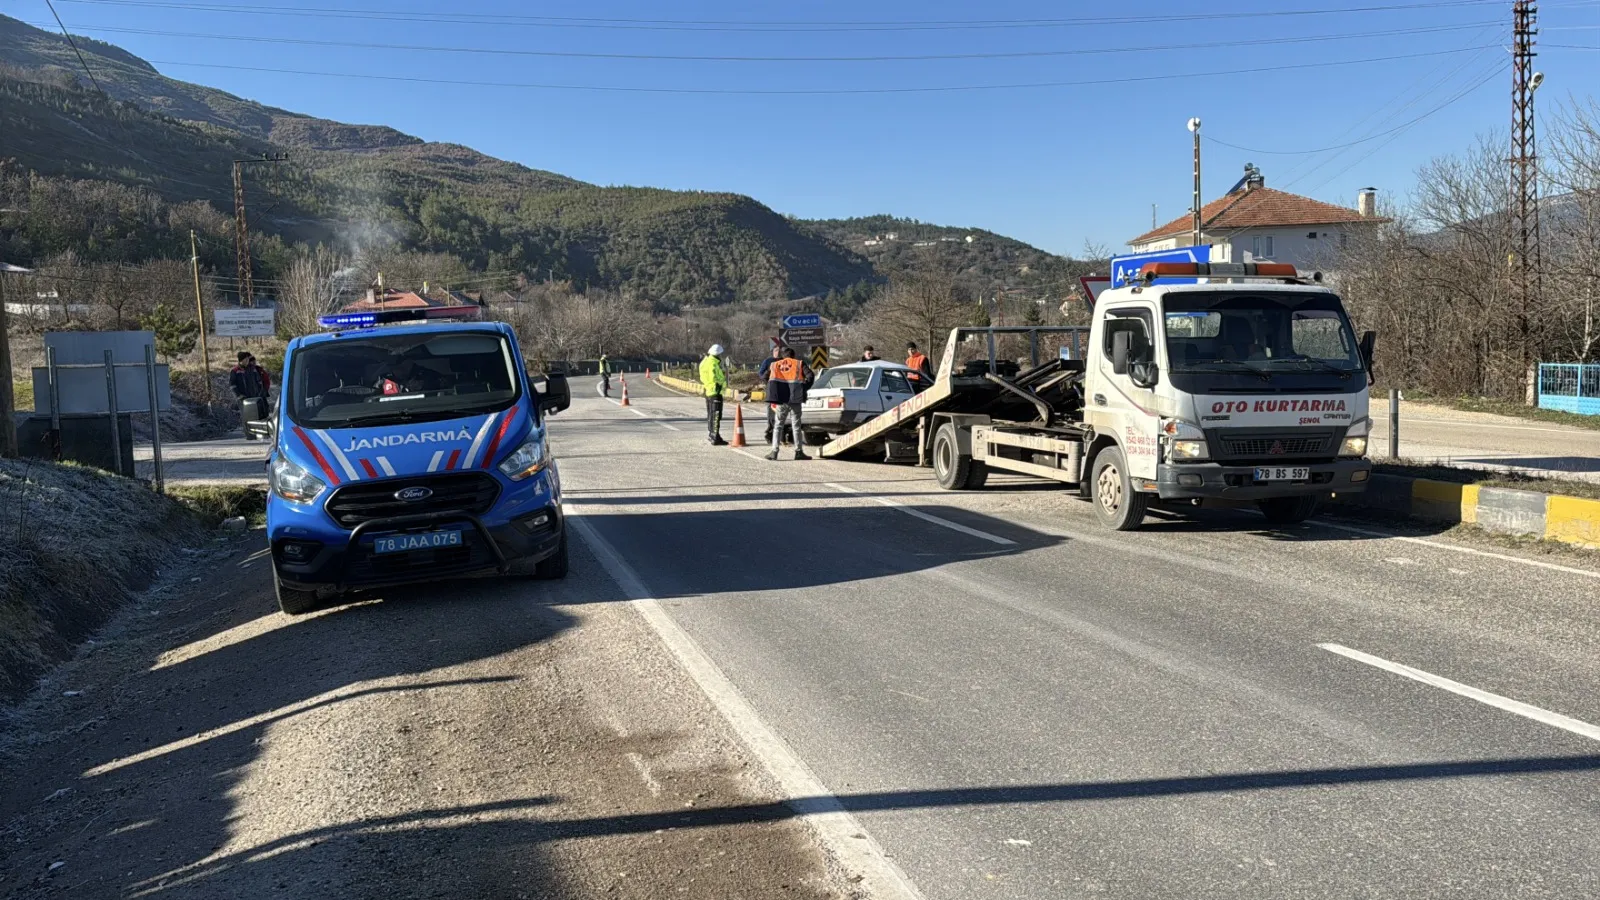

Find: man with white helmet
[699,343,729,445]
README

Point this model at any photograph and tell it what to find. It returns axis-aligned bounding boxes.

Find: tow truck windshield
[1162,292,1364,392]
[288,329,522,428]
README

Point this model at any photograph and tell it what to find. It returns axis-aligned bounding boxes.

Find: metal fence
[1537,363,1600,416]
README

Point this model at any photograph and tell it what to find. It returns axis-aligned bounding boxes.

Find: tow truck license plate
[1254,466,1310,482]
[373,530,463,554]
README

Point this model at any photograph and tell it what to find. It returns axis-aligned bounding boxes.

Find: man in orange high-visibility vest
[764,347,811,461]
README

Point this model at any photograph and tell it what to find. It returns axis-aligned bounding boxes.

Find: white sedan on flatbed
[800,360,921,444]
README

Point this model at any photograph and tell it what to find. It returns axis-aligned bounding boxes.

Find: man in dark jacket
[229,352,270,439]
[764,347,811,461]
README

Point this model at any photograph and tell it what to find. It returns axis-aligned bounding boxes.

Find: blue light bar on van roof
[318,305,482,330]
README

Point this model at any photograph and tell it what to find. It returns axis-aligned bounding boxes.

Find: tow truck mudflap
[338,510,508,590]
[1155,459,1371,501]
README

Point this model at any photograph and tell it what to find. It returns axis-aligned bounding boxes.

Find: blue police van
[265,307,571,615]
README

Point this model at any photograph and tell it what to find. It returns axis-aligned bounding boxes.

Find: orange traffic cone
[620,375,631,406]
[645,367,652,379]
[730,403,747,448]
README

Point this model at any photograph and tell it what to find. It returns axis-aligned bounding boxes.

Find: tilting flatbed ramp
[819,326,1086,460]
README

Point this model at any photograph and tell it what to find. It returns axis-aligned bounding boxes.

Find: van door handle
[1093,394,1107,406]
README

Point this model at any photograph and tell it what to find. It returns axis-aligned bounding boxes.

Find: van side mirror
[1112,330,1131,375]
[538,372,571,415]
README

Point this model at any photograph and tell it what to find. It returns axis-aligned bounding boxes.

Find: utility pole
[1510,1,1543,404]
[1188,118,1203,248]
[0,263,18,458]
[1152,204,1158,231]
[190,230,212,402]
[231,153,288,308]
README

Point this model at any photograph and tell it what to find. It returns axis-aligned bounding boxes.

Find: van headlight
[270,455,327,504]
[1340,435,1369,457]
[498,435,550,481]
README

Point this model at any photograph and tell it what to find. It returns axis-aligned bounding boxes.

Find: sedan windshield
[1164,293,1363,378]
[288,330,521,428]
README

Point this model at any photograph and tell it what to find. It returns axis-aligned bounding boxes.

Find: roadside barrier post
[1388,388,1400,459]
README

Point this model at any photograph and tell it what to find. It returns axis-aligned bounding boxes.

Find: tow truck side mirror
[1358,330,1377,375]
[539,372,571,415]
[1111,330,1131,375]
[1131,361,1160,389]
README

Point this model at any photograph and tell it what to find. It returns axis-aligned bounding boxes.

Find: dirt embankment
[0,460,204,701]
[0,532,854,899]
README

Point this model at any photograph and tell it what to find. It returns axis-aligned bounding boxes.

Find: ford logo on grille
[395,486,434,502]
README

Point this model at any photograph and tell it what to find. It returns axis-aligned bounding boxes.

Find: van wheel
[932,423,984,490]
[532,532,570,579]
[1258,495,1320,525]
[1091,446,1151,531]
[274,570,321,616]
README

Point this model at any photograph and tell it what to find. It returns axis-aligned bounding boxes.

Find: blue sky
[33,0,1600,254]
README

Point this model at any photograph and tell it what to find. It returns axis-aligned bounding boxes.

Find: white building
[1128,167,1384,270]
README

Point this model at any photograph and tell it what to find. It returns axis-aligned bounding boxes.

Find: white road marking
[625,751,664,797]
[567,515,924,900]
[826,482,1016,546]
[1318,643,1600,743]
[654,421,681,432]
[1314,521,1600,581]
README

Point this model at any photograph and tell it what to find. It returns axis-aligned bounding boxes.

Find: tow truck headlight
[1161,418,1208,460]
[498,434,550,481]
[1170,440,1208,460]
[1340,435,1369,457]
[269,455,327,504]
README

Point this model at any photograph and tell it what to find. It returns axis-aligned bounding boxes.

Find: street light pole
[1188,118,1203,248]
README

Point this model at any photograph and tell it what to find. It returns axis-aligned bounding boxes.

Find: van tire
[932,423,981,490]
[274,570,321,616]
[1257,495,1320,525]
[1091,446,1151,531]
[532,531,570,580]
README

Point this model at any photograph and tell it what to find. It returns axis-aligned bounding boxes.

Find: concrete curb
[1332,475,1600,549]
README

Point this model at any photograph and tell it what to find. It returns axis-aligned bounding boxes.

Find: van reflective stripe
[462,413,498,468]
[446,449,462,470]
[427,450,445,472]
[312,429,361,482]
[480,408,517,468]
[293,426,342,487]
[359,458,378,478]
[377,456,397,477]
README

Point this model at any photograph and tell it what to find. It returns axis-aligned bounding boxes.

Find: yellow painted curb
[655,374,763,402]
[1410,478,1475,524]
[1544,495,1600,550]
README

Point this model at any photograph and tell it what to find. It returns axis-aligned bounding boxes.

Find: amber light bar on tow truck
[1137,261,1313,284]
[317,305,482,330]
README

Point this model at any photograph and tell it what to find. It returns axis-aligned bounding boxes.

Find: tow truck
[265,306,571,615]
[819,262,1376,530]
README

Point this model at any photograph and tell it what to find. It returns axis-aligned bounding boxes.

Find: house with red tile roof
[1129,166,1387,270]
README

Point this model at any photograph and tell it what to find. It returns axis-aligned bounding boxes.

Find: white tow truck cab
[819,262,1376,531]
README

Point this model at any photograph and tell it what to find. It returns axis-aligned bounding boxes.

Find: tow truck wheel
[932,423,982,490]
[1257,495,1320,525]
[1091,446,1151,531]
[273,569,321,616]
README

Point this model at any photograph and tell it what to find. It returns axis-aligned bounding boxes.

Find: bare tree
[278,246,350,338]
[858,269,979,369]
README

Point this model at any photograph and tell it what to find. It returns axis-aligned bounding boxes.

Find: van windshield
[1163,293,1363,391]
[288,330,521,428]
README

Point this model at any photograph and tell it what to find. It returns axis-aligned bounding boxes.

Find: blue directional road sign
[1109,246,1212,287]
[781,313,822,329]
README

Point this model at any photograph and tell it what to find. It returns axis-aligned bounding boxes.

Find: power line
[143,46,1500,96]
[40,0,104,93]
[56,0,1507,32]
[21,19,1502,63]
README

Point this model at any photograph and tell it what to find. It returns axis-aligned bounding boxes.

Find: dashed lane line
[1319,643,1600,743]
[567,514,926,900]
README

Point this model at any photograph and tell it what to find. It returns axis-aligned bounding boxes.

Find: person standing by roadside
[757,343,782,444]
[230,352,270,440]
[764,347,811,461]
[859,345,879,362]
[905,341,933,385]
[699,344,729,445]
[598,352,612,398]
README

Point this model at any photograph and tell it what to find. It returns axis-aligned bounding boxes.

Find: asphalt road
[1367,396,1600,481]
[562,375,1600,899]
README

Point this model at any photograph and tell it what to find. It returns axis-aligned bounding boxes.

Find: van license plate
[1254,467,1310,482]
[373,530,463,554]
